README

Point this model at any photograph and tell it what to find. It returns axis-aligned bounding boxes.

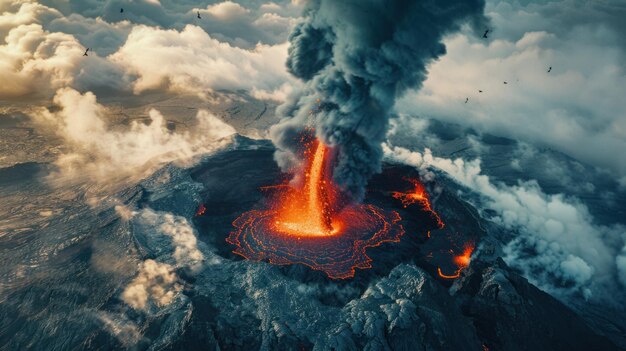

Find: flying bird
[503,81,508,84]
[465,97,469,104]
[120,8,124,13]
[478,90,483,93]
[482,29,490,38]
[197,11,201,19]
[547,66,552,73]
[83,48,89,56]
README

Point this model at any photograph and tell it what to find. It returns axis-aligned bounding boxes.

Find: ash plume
[270,0,487,200]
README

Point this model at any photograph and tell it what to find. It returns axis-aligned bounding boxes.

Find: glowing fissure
[392,177,444,228]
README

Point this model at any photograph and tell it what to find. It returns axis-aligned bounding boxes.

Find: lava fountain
[227,138,404,279]
[273,140,335,236]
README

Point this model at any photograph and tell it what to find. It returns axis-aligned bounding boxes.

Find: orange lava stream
[274,140,336,236]
[392,178,444,228]
[437,244,475,279]
[437,267,461,279]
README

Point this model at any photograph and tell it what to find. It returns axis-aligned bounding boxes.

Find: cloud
[487,0,626,52]
[384,144,626,303]
[137,209,205,271]
[618,246,626,288]
[0,2,298,101]
[250,82,294,102]
[0,2,133,99]
[110,24,295,98]
[205,1,249,19]
[122,259,180,310]
[191,1,294,47]
[396,0,626,178]
[0,22,125,98]
[0,1,60,39]
[30,88,236,180]
[37,0,300,48]
[0,1,133,55]
[46,13,133,56]
[121,208,206,311]
[97,312,145,347]
[260,2,282,13]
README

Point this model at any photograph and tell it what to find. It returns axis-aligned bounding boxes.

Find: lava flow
[195,203,206,217]
[392,177,444,228]
[437,243,475,279]
[227,139,404,279]
[388,176,473,280]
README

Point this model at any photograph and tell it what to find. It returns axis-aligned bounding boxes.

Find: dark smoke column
[271,0,486,201]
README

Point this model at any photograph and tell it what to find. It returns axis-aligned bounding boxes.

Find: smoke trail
[270,0,487,200]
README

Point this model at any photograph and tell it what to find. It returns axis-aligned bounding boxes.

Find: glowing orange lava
[228,138,404,279]
[437,243,475,279]
[273,141,335,236]
[195,203,206,217]
[454,245,473,268]
[392,178,444,228]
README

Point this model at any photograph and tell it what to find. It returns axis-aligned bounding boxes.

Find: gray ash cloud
[270,0,487,200]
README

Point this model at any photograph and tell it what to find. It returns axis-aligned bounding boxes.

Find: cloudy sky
[1,0,624,179]
[1,0,625,305]
[399,0,626,181]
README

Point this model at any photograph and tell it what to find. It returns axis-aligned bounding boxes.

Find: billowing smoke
[270,0,487,200]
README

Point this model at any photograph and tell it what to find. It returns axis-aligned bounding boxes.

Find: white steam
[122,259,180,310]
[384,144,626,303]
[121,208,205,311]
[31,88,236,180]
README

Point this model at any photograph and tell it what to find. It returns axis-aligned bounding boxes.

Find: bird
[482,29,490,38]
[503,81,508,84]
[547,66,552,73]
[83,48,89,56]
[465,97,469,104]
[120,8,124,13]
[478,90,483,93]
[197,11,201,19]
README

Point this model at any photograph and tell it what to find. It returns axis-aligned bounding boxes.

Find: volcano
[227,138,406,279]
[188,137,620,350]
[0,135,621,350]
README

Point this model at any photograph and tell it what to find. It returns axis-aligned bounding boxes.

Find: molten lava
[228,139,404,279]
[437,243,475,279]
[392,178,428,207]
[392,178,444,228]
[273,141,335,236]
[195,203,206,217]
[454,244,474,268]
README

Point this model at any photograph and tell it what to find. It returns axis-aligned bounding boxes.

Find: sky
[1,0,625,305]
[1,0,624,179]
[398,0,626,181]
